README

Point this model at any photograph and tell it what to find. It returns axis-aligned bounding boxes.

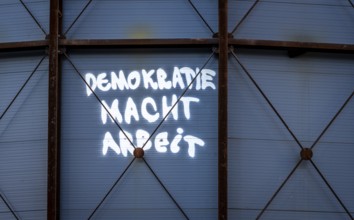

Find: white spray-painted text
[84,67,216,158]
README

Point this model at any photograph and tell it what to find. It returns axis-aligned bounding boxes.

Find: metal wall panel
[228,50,354,219]
[0,0,49,43]
[62,0,217,39]
[0,52,48,219]
[60,49,218,219]
[229,0,354,44]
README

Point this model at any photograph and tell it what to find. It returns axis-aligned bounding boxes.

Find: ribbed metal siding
[229,0,354,44]
[62,0,217,39]
[60,49,218,219]
[0,0,48,43]
[228,0,354,219]
[0,52,48,219]
[228,50,354,219]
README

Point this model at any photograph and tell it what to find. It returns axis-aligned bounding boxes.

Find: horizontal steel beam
[59,38,218,48]
[0,40,48,51]
[230,39,354,53]
[1,38,354,53]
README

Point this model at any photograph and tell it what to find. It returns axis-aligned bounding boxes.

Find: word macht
[103,128,205,158]
[85,66,216,96]
[101,95,199,124]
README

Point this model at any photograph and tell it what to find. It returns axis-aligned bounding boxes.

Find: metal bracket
[58,47,66,54]
[45,47,65,55]
[213,46,234,54]
[213,33,233,54]
[213,32,234,39]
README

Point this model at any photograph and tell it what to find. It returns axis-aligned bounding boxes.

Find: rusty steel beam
[48,0,62,219]
[1,38,354,54]
[60,38,354,53]
[230,39,354,53]
[59,38,218,48]
[218,0,228,220]
[61,38,354,54]
[0,40,48,52]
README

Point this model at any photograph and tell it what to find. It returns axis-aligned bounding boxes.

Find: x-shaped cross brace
[0,55,46,220]
[231,50,353,219]
[64,51,215,220]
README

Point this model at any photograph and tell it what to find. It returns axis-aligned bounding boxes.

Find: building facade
[0,0,353,219]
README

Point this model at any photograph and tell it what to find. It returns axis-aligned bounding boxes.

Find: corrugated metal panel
[228,50,354,219]
[62,0,217,39]
[0,0,48,43]
[60,49,218,219]
[229,0,354,44]
[0,52,48,219]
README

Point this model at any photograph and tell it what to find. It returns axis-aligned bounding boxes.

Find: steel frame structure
[0,0,353,219]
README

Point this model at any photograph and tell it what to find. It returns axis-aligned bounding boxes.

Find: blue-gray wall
[60,49,219,219]
[0,0,48,42]
[62,0,217,39]
[0,1,48,218]
[228,50,354,219]
[0,0,353,219]
[0,52,48,219]
[229,0,354,44]
[227,1,354,218]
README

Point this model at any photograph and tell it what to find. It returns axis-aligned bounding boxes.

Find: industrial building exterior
[0,0,353,219]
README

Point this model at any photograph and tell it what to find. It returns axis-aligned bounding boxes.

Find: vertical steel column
[48,0,61,219]
[218,0,228,219]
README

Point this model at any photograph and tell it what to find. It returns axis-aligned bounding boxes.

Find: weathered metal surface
[0,40,48,52]
[230,39,354,54]
[218,0,228,219]
[1,39,354,54]
[48,0,62,219]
